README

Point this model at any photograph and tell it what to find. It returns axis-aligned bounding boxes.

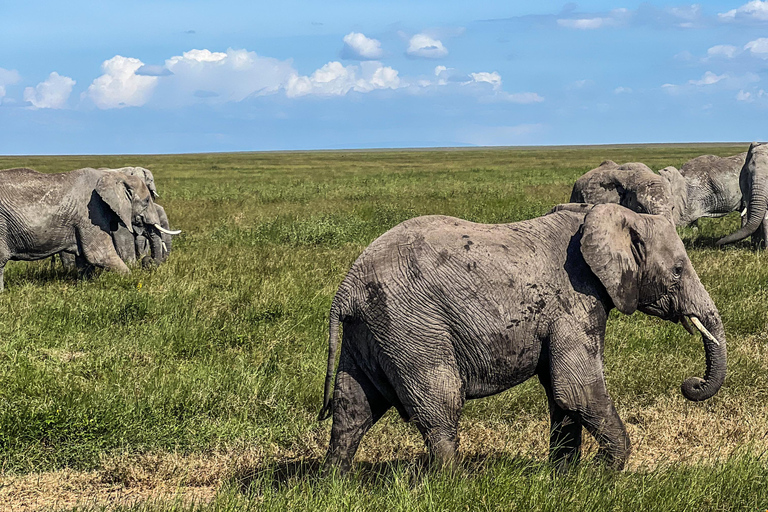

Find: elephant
[318,203,726,472]
[570,161,679,224]
[660,152,747,227]
[0,167,166,291]
[717,143,768,247]
[58,166,178,268]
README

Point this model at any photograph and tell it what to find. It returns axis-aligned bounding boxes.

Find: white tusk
[689,316,720,346]
[680,315,696,335]
[153,223,181,235]
[161,241,168,253]
[741,208,748,217]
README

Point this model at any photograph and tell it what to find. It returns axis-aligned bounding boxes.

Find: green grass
[0,145,767,511]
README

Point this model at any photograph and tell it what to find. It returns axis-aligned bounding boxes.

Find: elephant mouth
[679,315,720,346]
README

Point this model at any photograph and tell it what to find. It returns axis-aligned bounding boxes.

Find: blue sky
[1,1,768,154]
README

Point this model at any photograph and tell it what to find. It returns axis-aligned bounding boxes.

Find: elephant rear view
[570,161,679,223]
[717,143,768,247]
[319,204,726,472]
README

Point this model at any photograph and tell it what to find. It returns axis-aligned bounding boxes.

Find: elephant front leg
[548,321,631,470]
[539,373,583,470]
[78,228,129,274]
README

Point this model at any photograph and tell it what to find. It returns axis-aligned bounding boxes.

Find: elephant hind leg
[393,356,464,466]
[325,346,391,474]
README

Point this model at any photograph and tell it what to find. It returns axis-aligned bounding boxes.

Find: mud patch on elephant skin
[365,281,391,332]
[464,240,474,252]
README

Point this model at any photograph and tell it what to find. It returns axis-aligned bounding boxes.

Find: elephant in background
[570,160,679,223]
[319,204,726,472]
[717,143,768,248]
[659,152,747,227]
[59,166,178,268]
[0,167,165,291]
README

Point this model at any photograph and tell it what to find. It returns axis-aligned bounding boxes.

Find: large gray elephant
[660,152,747,227]
[318,203,726,472]
[59,166,178,267]
[717,143,768,247]
[570,161,679,223]
[0,167,165,290]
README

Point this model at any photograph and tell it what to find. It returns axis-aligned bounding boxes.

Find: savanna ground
[1,145,767,511]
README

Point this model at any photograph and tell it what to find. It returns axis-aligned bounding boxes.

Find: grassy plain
[0,145,767,511]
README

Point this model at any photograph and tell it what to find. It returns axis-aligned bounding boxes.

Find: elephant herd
[570,142,768,247]
[0,149,760,473]
[317,146,768,473]
[0,165,180,291]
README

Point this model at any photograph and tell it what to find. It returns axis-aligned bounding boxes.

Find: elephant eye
[672,263,683,277]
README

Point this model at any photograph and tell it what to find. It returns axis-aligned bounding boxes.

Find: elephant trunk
[148,229,166,264]
[717,164,767,246]
[680,305,727,402]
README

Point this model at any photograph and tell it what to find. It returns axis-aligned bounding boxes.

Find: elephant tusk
[689,316,720,346]
[154,224,181,235]
[161,241,168,253]
[741,208,748,217]
[680,315,696,335]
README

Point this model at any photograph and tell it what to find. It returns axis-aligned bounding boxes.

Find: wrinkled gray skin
[663,152,747,227]
[570,161,678,224]
[319,203,726,472]
[0,167,163,291]
[60,166,172,267]
[717,143,768,247]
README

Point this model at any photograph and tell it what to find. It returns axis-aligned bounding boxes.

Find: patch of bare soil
[4,395,768,511]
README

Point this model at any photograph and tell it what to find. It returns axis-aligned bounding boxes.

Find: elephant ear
[95,173,135,233]
[580,204,646,314]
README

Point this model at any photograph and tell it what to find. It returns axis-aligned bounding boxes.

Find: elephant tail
[318,282,351,421]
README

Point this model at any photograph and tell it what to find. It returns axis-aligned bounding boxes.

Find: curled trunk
[717,149,767,246]
[680,309,727,402]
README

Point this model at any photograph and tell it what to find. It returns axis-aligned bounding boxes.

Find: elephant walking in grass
[570,161,680,224]
[0,167,167,291]
[660,152,747,227]
[717,143,768,248]
[319,203,726,472]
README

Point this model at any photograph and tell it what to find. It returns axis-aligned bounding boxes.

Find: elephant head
[658,166,688,226]
[581,204,726,402]
[571,162,677,223]
[113,167,159,199]
[717,142,768,246]
[95,173,173,264]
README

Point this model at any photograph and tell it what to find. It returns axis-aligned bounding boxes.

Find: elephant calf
[319,203,726,471]
[570,161,680,224]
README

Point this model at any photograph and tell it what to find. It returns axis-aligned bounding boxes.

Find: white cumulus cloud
[23,72,75,109]
[707,45,741,58]
[689,71,727,86]
[0,67,20,102]
[614,86,632,94]
[719,0,768,21]
[407,34,448,59]
[158,48,295,105]
[286,61,400,98]
[469,72,502,90]
[85,56,158,109]
[745,37,768,58]
[342,32,384,60]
